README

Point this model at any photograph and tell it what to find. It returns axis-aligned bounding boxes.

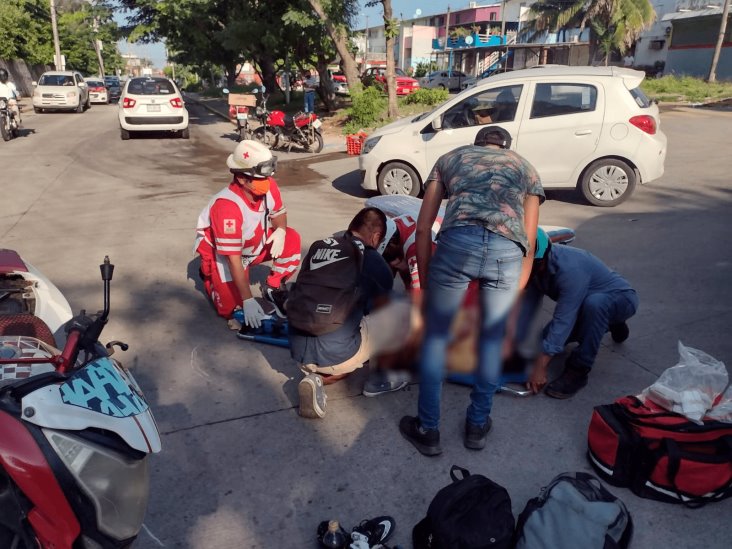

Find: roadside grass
[641,76,732,104]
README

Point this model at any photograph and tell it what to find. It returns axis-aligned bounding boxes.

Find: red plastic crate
[346,132,367,156]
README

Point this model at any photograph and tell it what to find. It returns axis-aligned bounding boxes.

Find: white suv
[358,66,667,206]
[32,71,90,113]
[118,76,189,139]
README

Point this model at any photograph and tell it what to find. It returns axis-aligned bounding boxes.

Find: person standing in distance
[194,140,301,329]
[400,126,544,456]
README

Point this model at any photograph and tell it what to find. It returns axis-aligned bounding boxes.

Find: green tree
[0,0,55,65]
[57,1,122,75]
[524,0,655,63]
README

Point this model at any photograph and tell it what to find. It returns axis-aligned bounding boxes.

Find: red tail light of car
[170,97,184,108]
[91,86,105,92]
[629,115,656,135]
[122,97,136,109]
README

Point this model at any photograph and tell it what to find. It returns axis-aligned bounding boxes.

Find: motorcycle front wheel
[306,131,324,153]
[0,114,10,142]
[252,126,278,149]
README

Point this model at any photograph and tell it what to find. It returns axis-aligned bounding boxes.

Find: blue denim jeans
[566,289,639,369]
[418,226,523,430]
[304,90,315,113]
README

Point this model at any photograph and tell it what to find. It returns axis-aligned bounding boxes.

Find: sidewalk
[184,91,347,153]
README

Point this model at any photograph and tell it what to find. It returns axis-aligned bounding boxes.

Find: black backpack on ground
[514,472,632,549]
[286,234,364,336]
[413,465,515,549]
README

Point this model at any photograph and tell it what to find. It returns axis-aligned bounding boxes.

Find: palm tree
[523,0,655,64]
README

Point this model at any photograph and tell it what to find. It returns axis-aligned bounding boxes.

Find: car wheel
[580,158,637,207]
[180,127,190,139]
[76,100,84,114]
[33,107,42,114]
[85,97,91,110]
[377,162,421,197]
[438,83,446,90]
[120,128,130,140]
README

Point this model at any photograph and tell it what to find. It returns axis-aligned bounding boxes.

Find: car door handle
[574,129,592,136]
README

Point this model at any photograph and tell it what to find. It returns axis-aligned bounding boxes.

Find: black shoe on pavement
[399,416,441,456]
[351,516,396,547]
[464,417,492,450]
[264,285,288,318]
[545,364,591,399]
[609,322,630,343]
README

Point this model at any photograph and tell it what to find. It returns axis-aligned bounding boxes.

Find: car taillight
[629,115,656,135]
[122,97,136,108]
[170,97,183,108]
[93,86,105,92]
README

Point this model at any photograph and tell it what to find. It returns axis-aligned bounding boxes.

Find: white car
[420,70,468,91]
[118,76,189,140]
[359,65,667,206]
[32,71,90,113]
[85,79,108,104]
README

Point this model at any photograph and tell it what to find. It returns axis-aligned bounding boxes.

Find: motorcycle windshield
[21,357,161,454]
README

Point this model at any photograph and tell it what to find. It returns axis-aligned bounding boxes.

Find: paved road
[2,101,731,548]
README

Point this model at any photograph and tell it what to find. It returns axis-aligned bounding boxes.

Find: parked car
[31,70,90,113]
[358,65,667,207]
[328,70,349,95]
[460,65,511,90]
[104,75,122,102]
[118,76,189,140]
[361,67,420,95]
[85,79,108,104]
[420,70,468,91]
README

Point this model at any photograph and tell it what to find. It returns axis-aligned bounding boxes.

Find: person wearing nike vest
[194,140,301,327]
[290,207,414,419]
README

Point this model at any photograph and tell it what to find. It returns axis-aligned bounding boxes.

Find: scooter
[0,97,20,141]
[0,254,161,548]
[252,88,324,153]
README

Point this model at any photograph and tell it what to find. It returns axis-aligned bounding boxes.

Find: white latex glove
[243,298,267,328]
[265,227,286,258]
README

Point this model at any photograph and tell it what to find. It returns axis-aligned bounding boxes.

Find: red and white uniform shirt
[194,178,286,281]
[393,214,441,290]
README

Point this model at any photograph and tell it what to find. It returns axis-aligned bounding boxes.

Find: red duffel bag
[588,395,732,506]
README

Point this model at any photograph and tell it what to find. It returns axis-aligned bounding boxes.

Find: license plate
[236,112,248,120]
[312,119,322,129]
[147,104,161,112]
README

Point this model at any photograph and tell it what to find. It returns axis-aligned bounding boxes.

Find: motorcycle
[0,253,161,548]
[0,97,20,141]
[251,88,324,153]
[222,88,253,142]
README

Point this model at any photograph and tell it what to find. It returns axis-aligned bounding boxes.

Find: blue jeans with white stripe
[418,226,523,430]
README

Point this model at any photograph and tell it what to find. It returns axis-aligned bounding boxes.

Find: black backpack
[413,466,515,549]
[286,234,364,336]
[514,472,633,549]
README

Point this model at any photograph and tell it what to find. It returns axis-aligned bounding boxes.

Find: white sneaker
[362,370,410,398]
[298,374,327,418]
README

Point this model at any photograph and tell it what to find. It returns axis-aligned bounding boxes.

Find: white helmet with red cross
[226,140,277,179]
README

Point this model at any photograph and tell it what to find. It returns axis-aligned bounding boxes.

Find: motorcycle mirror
[222,88,230,94]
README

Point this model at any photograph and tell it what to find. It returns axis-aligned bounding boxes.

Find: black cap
[475,126,512,149]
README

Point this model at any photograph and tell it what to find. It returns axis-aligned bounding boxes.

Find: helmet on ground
[535,227,550,259]
[226,140,277,179]
[474,126,512,149]
[377,217,398,256]
[0,69,8,83]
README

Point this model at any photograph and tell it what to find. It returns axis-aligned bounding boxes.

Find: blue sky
[116,1,460,69]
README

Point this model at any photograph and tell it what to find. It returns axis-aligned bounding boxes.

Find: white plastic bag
[708,386,732,423]
[641,341,728,424]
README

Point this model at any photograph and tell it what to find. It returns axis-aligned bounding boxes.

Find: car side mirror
[431,115,443,132]
[79,82,87,87]
[222,88,230,94]
[32,81,37,87]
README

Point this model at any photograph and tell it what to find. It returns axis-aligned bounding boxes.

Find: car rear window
[39,74,74,86]
[127,77,175,95]
[105,77,120,86]
[629,87,652,108]
[87,81,104,88]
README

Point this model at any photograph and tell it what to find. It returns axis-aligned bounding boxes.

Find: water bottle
[320,520,348,549]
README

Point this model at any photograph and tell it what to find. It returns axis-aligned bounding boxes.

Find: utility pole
[50,0,63,70]
[91,8,105,78]
[365,15,369,68]
[708,0,730,82]
[444,6,451,69]
[500,0,506,40]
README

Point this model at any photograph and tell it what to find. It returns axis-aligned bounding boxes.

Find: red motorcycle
[251,89,324,153]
